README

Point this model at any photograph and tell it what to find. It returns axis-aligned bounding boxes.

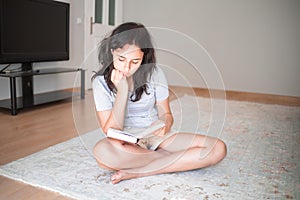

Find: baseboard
[169,85,300,107]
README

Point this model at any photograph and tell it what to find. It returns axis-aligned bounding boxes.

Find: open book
[107,121,165,143]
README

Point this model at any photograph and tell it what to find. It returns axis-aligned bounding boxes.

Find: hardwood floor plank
[0,176,71,200]
[0,91,99,200]
[170,86,300,106]
[0,176,25,198]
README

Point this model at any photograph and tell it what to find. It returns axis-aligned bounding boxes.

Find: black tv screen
[0,0,69,65]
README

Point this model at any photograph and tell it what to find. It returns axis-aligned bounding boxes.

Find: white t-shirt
[92,67,169,128]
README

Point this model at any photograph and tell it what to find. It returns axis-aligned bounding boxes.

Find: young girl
[92,22,226,184]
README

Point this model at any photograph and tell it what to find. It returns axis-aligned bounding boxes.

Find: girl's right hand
[111,69,128,92]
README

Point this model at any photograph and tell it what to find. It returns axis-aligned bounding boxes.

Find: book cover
[106,121,165,143]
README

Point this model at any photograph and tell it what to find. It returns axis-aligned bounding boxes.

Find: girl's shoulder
[151,65,163,77]
[153,65,164,74]
[92,75,105,87]
[92,75,111,93]
[150,65,167,82]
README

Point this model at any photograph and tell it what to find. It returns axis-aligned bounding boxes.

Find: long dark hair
[92,22,156,102]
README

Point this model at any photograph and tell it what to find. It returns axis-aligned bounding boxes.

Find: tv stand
[21,62,34,107]
[0,67,85,115]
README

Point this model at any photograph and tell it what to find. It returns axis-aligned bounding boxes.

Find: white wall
[0,0,85,99]
[1,0,299,99]
[123,0,300,97]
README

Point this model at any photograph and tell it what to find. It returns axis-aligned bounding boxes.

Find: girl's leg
[93,138,170,170]
[110,133,226,184]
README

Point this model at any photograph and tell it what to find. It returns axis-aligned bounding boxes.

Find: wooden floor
[0,90,98,200]
[0,87,299,199]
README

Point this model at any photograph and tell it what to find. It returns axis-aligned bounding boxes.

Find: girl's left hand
[152,120,171,137]
[153,126,167,137]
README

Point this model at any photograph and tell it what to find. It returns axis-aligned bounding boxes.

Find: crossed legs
[93,132,227,184]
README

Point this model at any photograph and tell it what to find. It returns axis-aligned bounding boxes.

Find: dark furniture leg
[22,75,34,107]
[10,77,17,115]
[81,69,85,99]
[21,63,34,107]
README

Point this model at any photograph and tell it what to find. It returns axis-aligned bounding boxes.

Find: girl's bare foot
[111,170,138,184]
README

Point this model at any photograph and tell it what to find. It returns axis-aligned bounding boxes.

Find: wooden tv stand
[0,67,85,115]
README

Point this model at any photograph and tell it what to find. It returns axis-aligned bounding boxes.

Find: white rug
[0,95,299,200]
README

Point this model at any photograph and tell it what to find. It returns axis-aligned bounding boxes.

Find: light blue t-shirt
[92,67,169,128]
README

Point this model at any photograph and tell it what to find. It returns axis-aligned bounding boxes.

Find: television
[0,0,70,72]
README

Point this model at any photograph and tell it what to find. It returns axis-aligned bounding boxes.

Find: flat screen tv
[0,0,70,71]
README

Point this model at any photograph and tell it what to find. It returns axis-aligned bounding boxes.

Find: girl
[92,22,226,184]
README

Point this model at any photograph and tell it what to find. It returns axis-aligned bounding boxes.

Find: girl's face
[111,44,144,77]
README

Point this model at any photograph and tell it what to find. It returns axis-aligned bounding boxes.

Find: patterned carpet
[0,95,299,199]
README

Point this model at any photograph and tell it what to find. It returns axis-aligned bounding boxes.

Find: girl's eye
[118,57,125,62]
[132,61,139,64]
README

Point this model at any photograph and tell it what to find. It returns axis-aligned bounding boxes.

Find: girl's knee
[93,138,132,169]
[93,139,117,165]
[93,140,107,162]
[93,138,124,157]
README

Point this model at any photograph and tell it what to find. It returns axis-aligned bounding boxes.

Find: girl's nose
[124,61,131,73]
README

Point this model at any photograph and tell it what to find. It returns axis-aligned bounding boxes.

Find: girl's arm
[97,69,129,134]
[155,97,174,136]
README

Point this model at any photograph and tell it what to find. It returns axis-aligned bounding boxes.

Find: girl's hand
[153,113,173,137]
[153,126,167,137]
[151,120,169,137]
[111,69,128,91]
